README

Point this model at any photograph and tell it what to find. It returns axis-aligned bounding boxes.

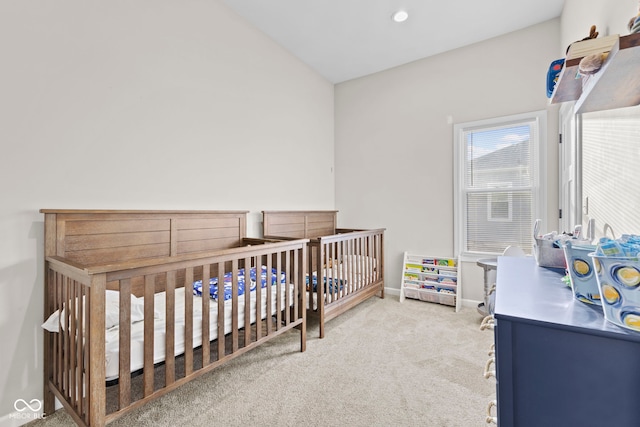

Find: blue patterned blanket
[306,273,345,293]
[193,266,286,301]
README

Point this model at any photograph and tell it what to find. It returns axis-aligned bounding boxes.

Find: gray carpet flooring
[28,295,495,427]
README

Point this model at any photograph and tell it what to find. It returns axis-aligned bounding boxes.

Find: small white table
[476,258,497,316]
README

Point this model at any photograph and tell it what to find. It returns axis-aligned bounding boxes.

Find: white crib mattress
[105,285,294,381]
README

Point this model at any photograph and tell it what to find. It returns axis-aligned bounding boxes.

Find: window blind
[582,108,640,238]
[462,123,535,254]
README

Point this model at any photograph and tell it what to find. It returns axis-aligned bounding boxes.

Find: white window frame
[453,110,547,261]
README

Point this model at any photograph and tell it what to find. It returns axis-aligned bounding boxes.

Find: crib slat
[76,281,84,417]
[340,240,353,295]
[356,237,363,290]
[231,259,239,353]
[143,274,155,397]
[327,243,334,302]
[184,267,194,376]
[83,280,90,425]
[119,279,132,408]
[363,235,369,283]
[349,239,356,292]
[298,246,303,319]
[341,240,348,294]
[309,244,314,311]
[165,271,176,386]
[324,243,330,302]
[298,244,307,351]
[68,279,77,407]
[361,236,367,288]
[275,252,282,329]
[283,252,290,326]
[335,242,341,295]
[266,256,273,335]
[202,264,211,366]
[217,263,225,359]
[335,242,340,299]
[62,277,70,397]
[51,272,59,390]
[255,256,263,341]
[243,256,251,347]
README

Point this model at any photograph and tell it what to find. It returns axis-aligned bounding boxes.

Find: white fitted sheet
[105,285,294,381]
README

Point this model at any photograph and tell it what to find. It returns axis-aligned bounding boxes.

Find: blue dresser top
[494,256,640,342]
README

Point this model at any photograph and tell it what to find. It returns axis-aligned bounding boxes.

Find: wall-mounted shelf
[550,32,640,113]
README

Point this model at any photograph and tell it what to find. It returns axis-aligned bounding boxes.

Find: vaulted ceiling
[223,0,566,83]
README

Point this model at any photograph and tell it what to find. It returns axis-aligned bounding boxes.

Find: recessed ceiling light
[392,10,408,23]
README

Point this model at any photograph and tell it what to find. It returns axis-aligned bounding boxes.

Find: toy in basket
[533,219,590,269]
[533,236,566,268]
[562,241,600,305]
[591,235,640,333]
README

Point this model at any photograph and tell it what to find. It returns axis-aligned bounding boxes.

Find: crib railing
[43,239,307,427]
[310,228,385,336]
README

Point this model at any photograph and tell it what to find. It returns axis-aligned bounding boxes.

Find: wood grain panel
[266,215,305,226]
[265,227,305,238]
[175,217,240,230]
[65,219,170,236]
[178,227,240,242]
[306,222,335,238]
[65,244,170,265]
[262,210,337,239]
[177,237,240,254]
[65,231,170,252]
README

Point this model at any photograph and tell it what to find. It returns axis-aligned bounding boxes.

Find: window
[581,108,640,239]
[454,111,547,258]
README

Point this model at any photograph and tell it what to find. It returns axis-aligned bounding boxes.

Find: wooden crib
[41,209,308,427]
[262,210,384,338]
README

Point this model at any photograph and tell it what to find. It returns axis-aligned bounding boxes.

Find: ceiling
[223,0,566,83]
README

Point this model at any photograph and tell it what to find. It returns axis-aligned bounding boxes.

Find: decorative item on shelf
[578,52,606,89]
[549,32,620,105]
[546,58,565,98]
[579,53,605,75]
[566,25,599,55]
[629,1,640,34]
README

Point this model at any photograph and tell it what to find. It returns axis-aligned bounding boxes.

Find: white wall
[0,1,334,423]
[5,0,637,423]
[561,0,638,50]
[334,19,562,304]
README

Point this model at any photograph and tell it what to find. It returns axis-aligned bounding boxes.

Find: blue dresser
[494,256,640,427]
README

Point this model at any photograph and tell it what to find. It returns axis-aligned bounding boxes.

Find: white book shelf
[399,251,461,312]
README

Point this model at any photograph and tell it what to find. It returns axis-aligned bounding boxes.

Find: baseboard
[385,287,483,312]
[384,286,400,296]
[462,298,483,309]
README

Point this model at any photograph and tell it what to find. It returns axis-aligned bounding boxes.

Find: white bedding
[105,285,294,381]
[307,270,369,311]
[305,256,380,310]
